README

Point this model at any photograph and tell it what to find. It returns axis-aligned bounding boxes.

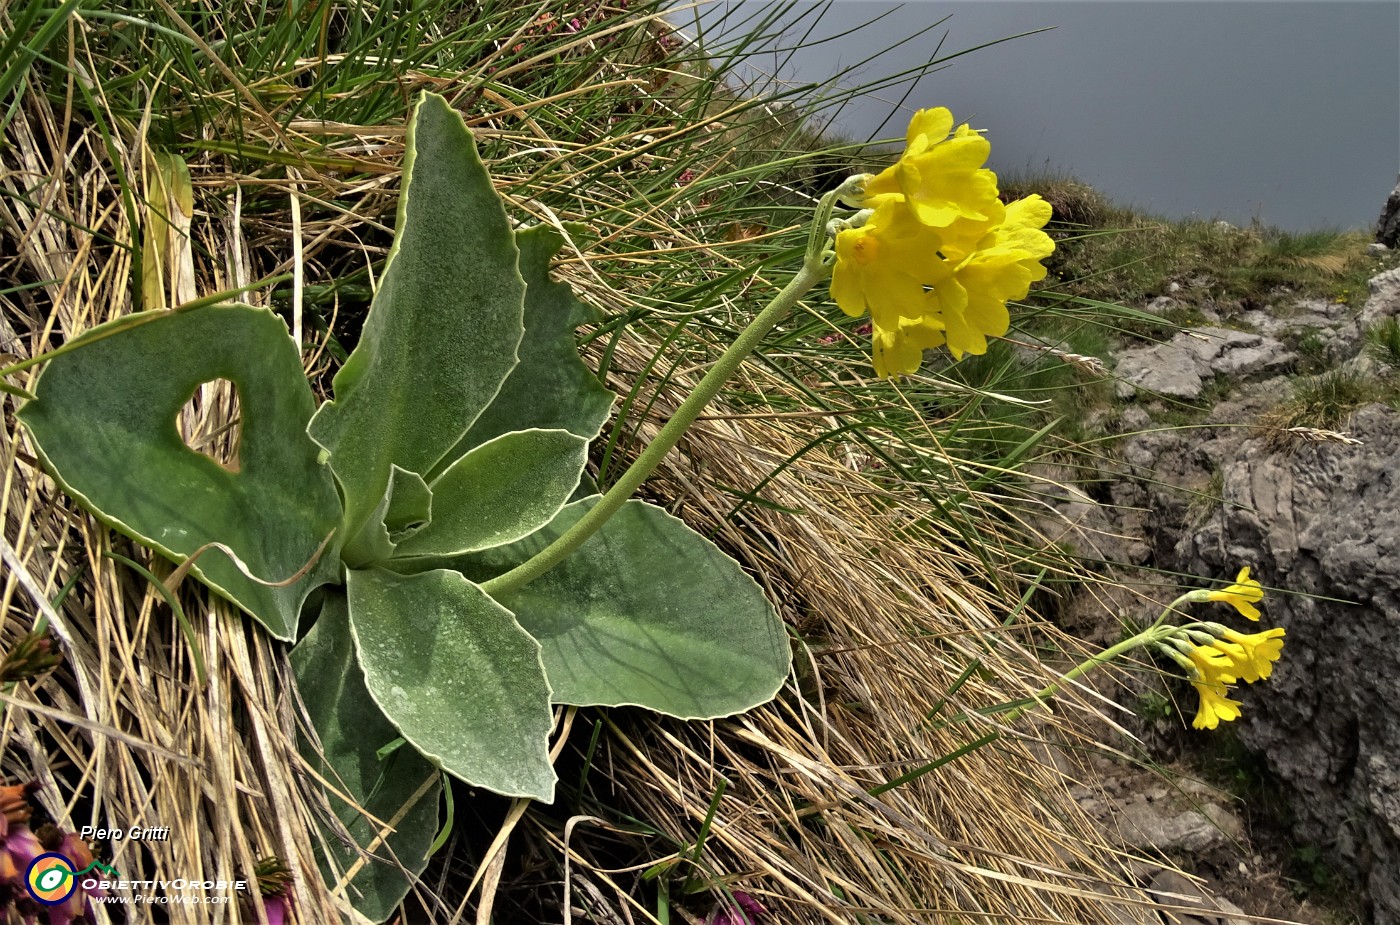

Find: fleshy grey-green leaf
[308,92,526,540]
[289,594,440,923]
[341,466,432,568]
[435,225,614,472]
[347,566,557,801]
[18,304,340,639]
[457,497,792,719]
[392,429,587,561]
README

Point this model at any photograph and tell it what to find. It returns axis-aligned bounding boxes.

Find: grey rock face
[1115,340,1206,398]
[1359,266,1400,328]
[1089,779,1245,856]
[1378,176,1400,248]
[1099,267,1400,923]
[1121,404,1400,925]
[1114,328,1294,399]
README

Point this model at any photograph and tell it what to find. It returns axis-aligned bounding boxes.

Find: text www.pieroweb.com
[85,878,250,905]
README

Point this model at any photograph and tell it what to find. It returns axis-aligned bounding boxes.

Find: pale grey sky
[673,2,1400,231]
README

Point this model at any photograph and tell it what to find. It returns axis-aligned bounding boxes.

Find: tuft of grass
[1260,369,1383,445]
[1001,167,1112,229]
[1002,170,1379,321]
[1366,317,1400,370]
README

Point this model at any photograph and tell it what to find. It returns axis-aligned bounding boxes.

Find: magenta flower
[706,890,765,925]
[264,893,290,925]
[0,815,41,885]
[35,830,105,925]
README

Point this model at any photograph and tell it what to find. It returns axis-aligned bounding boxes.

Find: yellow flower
[830,109,1056,373]
[1176,639,1245,729]
[830,200,954,377]
[924,195,1055,358]
[1191,679,1243,730]
[870,315,947,379]
[1215,627,1286,682]
[862,108,1000,228]
[830,199,943,322]
[1207,567,1264,621]
[1183,642,1240,685]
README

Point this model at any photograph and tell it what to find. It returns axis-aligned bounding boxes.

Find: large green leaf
[346,567,556,801]
[309,92,526,539]
[290,594,440,923]
[435,225,614,473]
[391,429,587,561]
[456,498,792,719]
[18,304,340,639]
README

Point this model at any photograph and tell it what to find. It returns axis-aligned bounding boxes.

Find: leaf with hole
[18,304,341,639]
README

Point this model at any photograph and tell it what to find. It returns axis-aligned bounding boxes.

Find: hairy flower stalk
[1003,567,1285,730]
[482,192,839,597]
[490,109,1056,595]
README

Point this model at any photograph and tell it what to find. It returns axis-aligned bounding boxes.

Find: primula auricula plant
[6,93,1264,920]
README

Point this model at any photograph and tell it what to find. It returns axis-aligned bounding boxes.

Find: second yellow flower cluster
[829,108,1055,378]
[1165,567,1286,730]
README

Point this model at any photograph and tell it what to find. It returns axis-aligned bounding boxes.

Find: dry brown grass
[510,287,1165,924]
[0,79,352,923]
[0,29,1187,925]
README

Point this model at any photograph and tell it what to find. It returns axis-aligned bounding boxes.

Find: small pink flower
[38,830,106,925]
[706,890,765,925]
[0,815,42,883]
[264,893,290,925]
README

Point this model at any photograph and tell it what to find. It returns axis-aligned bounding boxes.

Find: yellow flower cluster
[1172,568,1285,730]
[830,108,1055,377]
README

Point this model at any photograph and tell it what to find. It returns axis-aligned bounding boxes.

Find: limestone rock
[1076,774,1245,858]
[1115,339,1206,398]
[1083,263,1400,923]
[1237,297,1364,362]
[1377,176,1400,248]
[1359,265,1400,328]
[1114,328,1293,400]
[1122,402,1400,924]
[1147,871,1251,925]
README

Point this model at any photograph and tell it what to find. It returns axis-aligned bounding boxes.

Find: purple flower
[706,890,765,925]
[39,831,105,925]
[264,893,290,925]
[0,815,41,885]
